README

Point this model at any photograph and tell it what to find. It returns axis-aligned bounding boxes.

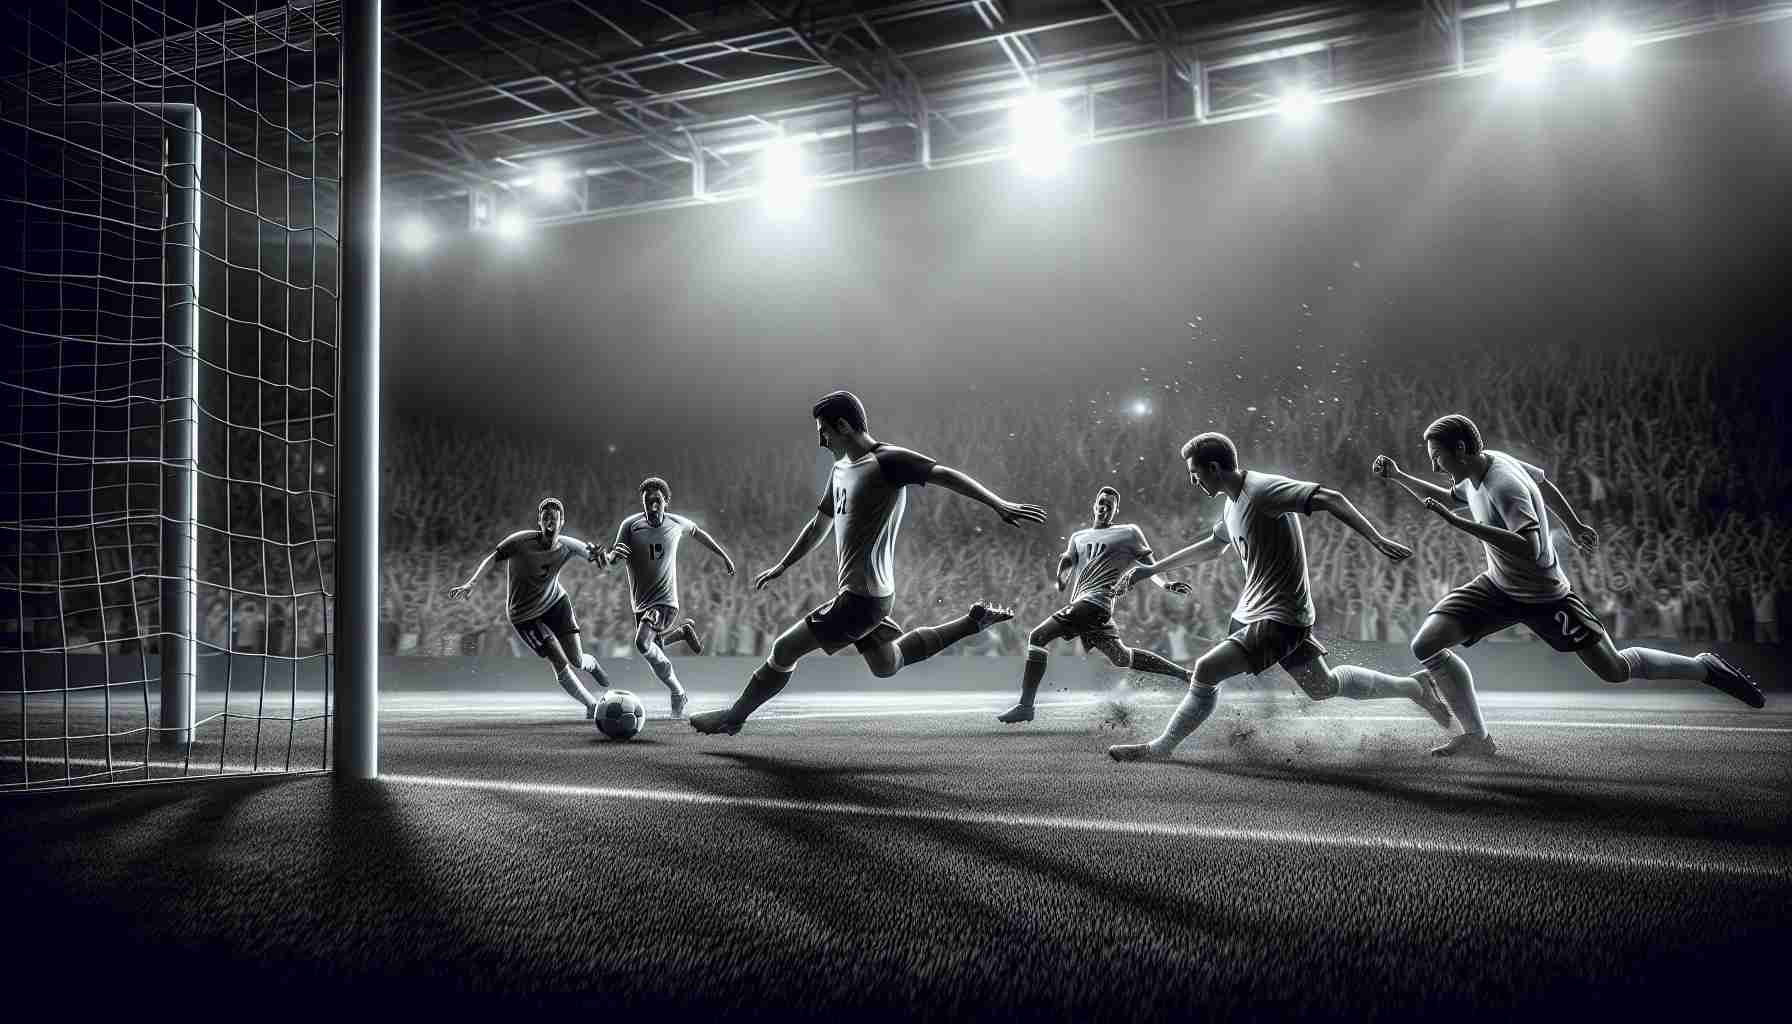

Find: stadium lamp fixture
[494,210,526,241]
[1278,85,1318,118]
[1130,399,1152,417]
[1011,92,1068,176]
[762,135,809,214]
[396,217,431,252]
[1499,39,1549,82]
[535,161,566,195]
[1582,25,1630,66]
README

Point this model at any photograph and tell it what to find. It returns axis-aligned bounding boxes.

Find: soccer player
[608,476,736,720]
[688,390,1048,735]
[996,486,1197,724]
[448,497,612,718]
[1106,432,1453,763]
[1374,414,1764,757]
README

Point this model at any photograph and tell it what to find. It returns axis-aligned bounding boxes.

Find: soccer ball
[595,689,647,740]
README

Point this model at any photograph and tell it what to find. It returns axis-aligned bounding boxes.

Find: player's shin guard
[579,653,609,689]
[1422,650,1486,737]
[1017,646,1049,706]
[1154,682,1219,753]
[555,665,598,709]
[1128,649,1191,681]
[1333,665,1421,701]
[1618,647,1707,681]
[730,663,792,721]
[642,641,683,694]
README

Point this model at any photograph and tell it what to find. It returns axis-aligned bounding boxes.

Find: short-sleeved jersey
[1450,450,1568,603]
[1213,471,1321,627]
[1066,524,1152,611]
[614,512,693,613]
[493,530,593,623]
[816,444,936,598]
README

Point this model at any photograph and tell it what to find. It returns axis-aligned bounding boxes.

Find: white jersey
[614,512,693,613]
[493,530,594,623]
[1451,450,1569,603]
[816,444,936,598]
[1066,524,1152,611]
[1213,471,1320,628]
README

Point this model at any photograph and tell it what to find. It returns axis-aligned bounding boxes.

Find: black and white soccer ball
[595,689,647,740]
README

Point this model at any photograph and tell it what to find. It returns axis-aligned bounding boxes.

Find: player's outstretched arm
[1055,550,1075,592]
[1117,534,1226,594]
[690,525,737,576]
[1419,498,1543,560]
[448,549,498,600]
[1310,487,1412,562]
[755,513,829,590]
[1372,455,1460,507]
[925,464,1048,528]
[1521,463,1598,551]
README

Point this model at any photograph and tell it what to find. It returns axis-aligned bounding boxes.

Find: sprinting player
[448,497,611,718]
[608,476,736,720]
[1374,414,1763,757]
[1106,432,1453,763]
[997,486,1197,724]
[688,390,1048,735]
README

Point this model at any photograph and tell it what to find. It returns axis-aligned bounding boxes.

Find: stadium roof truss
[14,0,1792,231]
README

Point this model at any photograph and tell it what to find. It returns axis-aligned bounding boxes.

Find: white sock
[1422,650,1485,738]
[579,653,609,688]
[1618,647,1707,682]
[642,641,683,694]
[1333,664,1421,701]
[555,665,597,708]
[1153,682,1219,753]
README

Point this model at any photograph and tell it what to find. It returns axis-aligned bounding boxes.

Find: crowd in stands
[360,346,1787,662]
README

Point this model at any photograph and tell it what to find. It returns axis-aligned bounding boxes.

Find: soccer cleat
[585,701,598,721]
[688,709,742,735]
[969,602,1015,631]
[1107,741,1172,763]
[1412,669,1454,730]
[1429,732,1497,758]
[997,703,1035,724]
[670,688,689,720]
[1696,653,1765,709]
[676,620,704,656]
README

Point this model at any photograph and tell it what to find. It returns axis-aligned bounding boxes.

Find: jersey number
[1554,609,1589,643]
[650,543,665,561]
[1082,542,1108,562]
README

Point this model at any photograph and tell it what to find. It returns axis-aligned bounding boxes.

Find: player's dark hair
[538,496,564,515]
[1179,432,1238,472]
[1096,486,1120,502]
[639,476,670,501]
[1423,414,1483,455]
[811,390,869,433]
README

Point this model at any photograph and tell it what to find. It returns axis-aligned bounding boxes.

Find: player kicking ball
[448,497,612,719]
[997,486,1196,724]
[689,390,1048,736]
[1106,432,1453,763]
[1375,414,1763,758]
[607,476,736,720]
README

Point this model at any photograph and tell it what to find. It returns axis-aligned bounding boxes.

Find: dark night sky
[382,18,1792,448]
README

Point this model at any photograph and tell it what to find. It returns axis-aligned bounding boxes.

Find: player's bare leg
[1578,635,1765,708]
[1092,638,1194,683]
[1108,639,1246,762]
[635,618,689,719]
[860,602,1015,679]
[998,617,1073,724]
[544,633,602,718]
[1411,614,1496,757]
[689,620,825,735]
[1283,656,1453,730]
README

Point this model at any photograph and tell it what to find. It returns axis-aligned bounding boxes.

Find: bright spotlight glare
[1130,400,1151,417]
[495,211,525,240]
[535,162,565,195]
[1279,86,1316,118]
[397,218,430,252]
[1499,40,1549,82]
[1011,93,1068,176]
[762,137,809,213]
[1583,26,1629,67]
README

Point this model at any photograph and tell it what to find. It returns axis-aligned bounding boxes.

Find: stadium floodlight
[1582,25,1630,67]
[1011,92,1068,176]
[1499,39,1549,82]
[397,217,431,252]
[535,161,566,195]
[762,134,808,214]
[1278,85,1317,119]
[1130,399,1152,417]
[495,210,525,240]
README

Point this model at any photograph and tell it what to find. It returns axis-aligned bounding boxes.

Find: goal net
[2,1,346,789]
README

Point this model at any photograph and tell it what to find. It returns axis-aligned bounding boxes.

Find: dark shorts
[1048,600,1122,652]
[512,594,579,658]
[806,590,905,656]
[634,604,679,632]
[1224,617,1328,676]
[1430,574,1607,653]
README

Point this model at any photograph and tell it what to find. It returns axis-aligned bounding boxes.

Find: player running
[1375,414,1764,757]
[1106,432,1453,763]
[689,390,1048,735]
[997,486,1197,724]
[448,497,612,718]
[608,476,736,720]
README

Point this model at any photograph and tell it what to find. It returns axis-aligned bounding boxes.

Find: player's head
[1423,414,1483,482]
[812,390,868,454]
[1093,486,1119,527]
[537,496,564,538]
[639,477,670,525]
[1179,432,1237,497]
